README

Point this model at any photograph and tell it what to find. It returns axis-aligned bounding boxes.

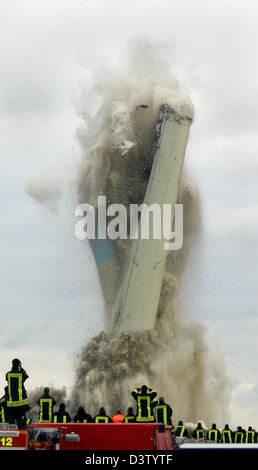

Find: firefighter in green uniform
[5,359,29,428]
[245,426,256,444]
[53,403,71,423]
[94,407,112,423]
[234,426,244,443]
[73,405,93,423]
[0,391,7,423]
[124,407,135,423]
[174,420,188,438]
[37,387,56,423]
[207,423,221,443]
[131,385,157,423]
[153,397,173,426]
[20,413,31,427]
[192,422,206,440]
[221,424,233,443]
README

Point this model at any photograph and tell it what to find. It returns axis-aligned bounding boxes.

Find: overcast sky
[0,0,257,428]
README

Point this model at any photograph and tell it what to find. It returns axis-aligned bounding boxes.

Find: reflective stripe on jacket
[6,371,29,407]
[53,412,71,423]
[132,389,156,422]
[154,405,168,425]
[175,425,187,437]
[95,416,110,423]
[234,432,244,443]
[124,416,135,423]
[246,431,255,443]
[39,398,55,422]
[207,429,220,442]
[196,429,205,440]
[222,429,232,443]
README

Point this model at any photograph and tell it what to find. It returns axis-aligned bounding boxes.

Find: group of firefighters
[1,359,257,444]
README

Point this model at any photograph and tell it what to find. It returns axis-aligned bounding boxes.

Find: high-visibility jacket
[192,427,205,440]
[73,412,93,423]
[222,429,233,443]
[112,413,125,423]
[37,394,56,422]
[245,430,256,443]
[174,425,188,438]
[153,403,172,425]
[5,367,29,408]
[234,431,244,443]
[53,411,71,423]
[124,415,135,423]
[0,396,6,423]
[94,415,112,423]
[131,389,157,422]
[207,428,221,442]
[20,414,31,428]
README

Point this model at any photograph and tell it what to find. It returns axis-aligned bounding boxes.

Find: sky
[0,0,258,428]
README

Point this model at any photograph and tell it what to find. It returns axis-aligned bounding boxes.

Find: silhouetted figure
[245,426,256,443]
[153,397,173,426]
[131,385,157,422]
[234,426,244,443]
[207,423,221,442]
[53,403,71,423]
[222,424,233,443]
[73,405,92,423]
[0,387,8,424]
[94,407,112,423]
[124,407,135,423]
[5,359,29,428]
[192,422,206,440]
[174,420,188,438]
[37,387,56,423]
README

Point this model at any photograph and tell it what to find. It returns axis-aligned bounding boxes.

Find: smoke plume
[70,40,230,426]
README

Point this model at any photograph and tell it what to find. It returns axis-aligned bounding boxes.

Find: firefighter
[20,413,31,427]
[73,406,93,423]
[0,389,7,423]
[207,423,221,443]
[124,407,135,423]
[131,385,157,422]
[221,424,233,443]
[112,410,125,423]
[245,426,256,444]
[5,358,29,428]
[94,407,112,423]
[192,422,206,440]
[53,403,71,423]
[234,426,244,443]
[37,387,56,423]
[174,420,188,438]
[153,397,173,426]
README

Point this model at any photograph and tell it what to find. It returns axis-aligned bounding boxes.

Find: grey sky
[0,0,257,427]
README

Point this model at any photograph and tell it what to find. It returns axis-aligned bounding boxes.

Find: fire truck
[0,422,173,451]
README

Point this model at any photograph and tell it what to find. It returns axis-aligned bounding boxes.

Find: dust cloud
[70,40,230,426]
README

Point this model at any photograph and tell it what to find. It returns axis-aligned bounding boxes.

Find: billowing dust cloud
[69,40,230,426]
